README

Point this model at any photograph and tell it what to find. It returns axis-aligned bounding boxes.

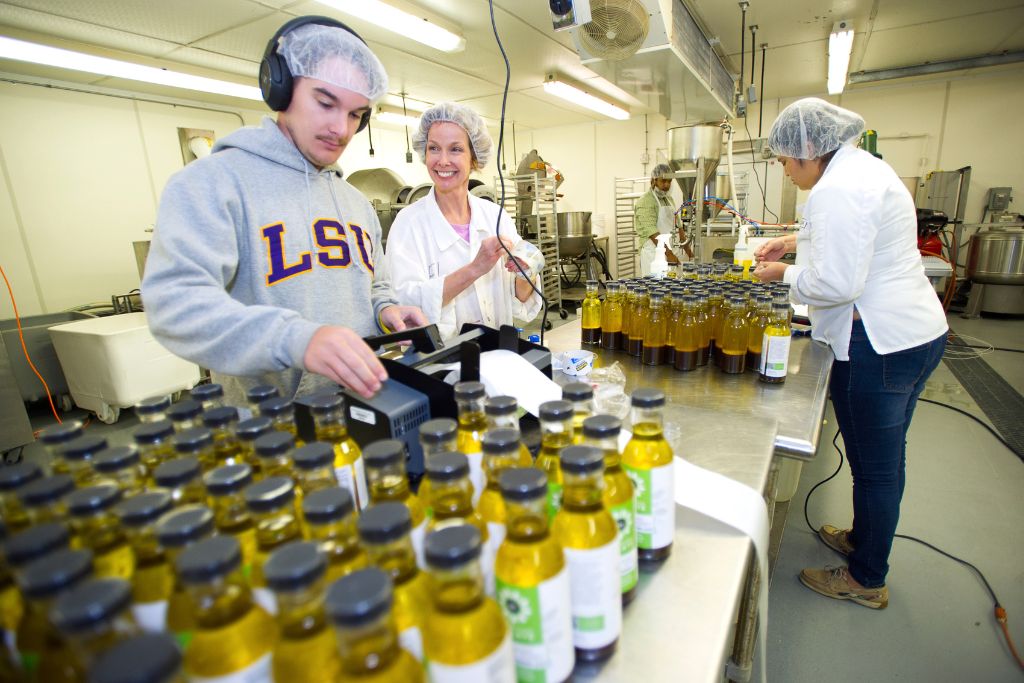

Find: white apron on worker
[640,201,677,276]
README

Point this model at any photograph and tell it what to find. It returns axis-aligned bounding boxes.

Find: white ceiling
[1,0,1022,129]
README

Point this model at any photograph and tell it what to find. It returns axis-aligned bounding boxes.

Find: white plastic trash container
[48,313,200,424]
[774,457,804,503]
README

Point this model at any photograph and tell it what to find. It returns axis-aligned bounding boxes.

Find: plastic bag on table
[589,361,628,419]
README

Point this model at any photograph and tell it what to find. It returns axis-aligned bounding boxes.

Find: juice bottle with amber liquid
[673,294,701,372]
[309,394,368,510]
[302,486,368,583]
[115,490,174,633]
[706,285,725,364]
[616,283,635,351]
[599,281,623,351]
[663,292,680,366]
[561,382,595,444]
[627,287,649,357]
[581,279,602,345]
[747,294,774,372]
[621,388,675,563]
[203,463,257,575]
[719,295,750,374]
[641,291,668,366]
[759,302,793,384]
[534,400,573,521]
[484,396,533,466]
[364,439,427,567]
[695,288,712,366]
[67,484,134,580]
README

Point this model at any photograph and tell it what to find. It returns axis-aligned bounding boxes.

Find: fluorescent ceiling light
[316,0,466,53]
[376,108,421,128]
[0,36,262,100]
[827,21,854,95]
[543,78,629,120]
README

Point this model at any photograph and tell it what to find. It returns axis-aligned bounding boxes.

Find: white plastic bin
[48,313,200,423]
[774,457,804,503]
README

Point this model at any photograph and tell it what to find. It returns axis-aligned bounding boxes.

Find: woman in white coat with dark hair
[383,102,542,340]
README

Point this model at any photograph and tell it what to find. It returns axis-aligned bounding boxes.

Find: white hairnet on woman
[278,24,388,101]
[411,102,494,168]
[385,101,541,345]
[753,97,947,610]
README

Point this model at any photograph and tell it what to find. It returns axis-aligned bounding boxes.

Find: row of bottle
[581,276,793,382]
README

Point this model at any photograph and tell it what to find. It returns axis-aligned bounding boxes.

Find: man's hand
[752,261,788,282]
[379,305,428,332]
[303,326,387,398]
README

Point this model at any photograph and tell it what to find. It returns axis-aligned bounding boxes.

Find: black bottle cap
[481,428,520,454]
[60,435,108,461]
[4,521,70,567]
[235,416,273,442]
[254,431,294,457]
[263,541,326,592]
[292,442,334,470]
[190,383,223,403]
[153,457,201,488]
[363,440,404,468]
[0,460,42,491]
[499,467,547,501]
[305,392,345,413]
[116,490,173,528]
[424,525,481,569]
[539,400,574,421]
[246,384,280,405]
[67,484,122,516]
[134,395,171,417]
[325,567,392,626]
[19,548,93,598]
[155,505,214,548]
[453,381,485,400]
[166,399,202,423]
[357,502,411,544]
[243,476,295,512]
[93,446,140,473]
[133,420,175,445]
[561,382,594,402]
[19,473,75,507]
[51,577,131,634]
[425,452,469,482]
[172,428,213,453]
[201,406,239,429]
[302,486,354,524]
[38,420,83,446]
[87,633,182,683]
[582,414,621,439]
[418,418,457,444]
[258,397,294,418]
[484,395,517,416]
[203,464,253,496]
[559,445,605,474]
[632,388,666,409]
[175,535,240,584]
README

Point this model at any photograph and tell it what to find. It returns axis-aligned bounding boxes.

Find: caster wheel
[559,308,569,320]
[60,395,74,412]
[95,403,120,424]
[544,320,553,331]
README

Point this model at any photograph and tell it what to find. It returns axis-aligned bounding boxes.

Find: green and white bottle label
[563,540,622,650]
[399,624,423,662]
[411,519,427,569]
[609,498,638,592]
[625,462,675,550]
[188,652,271,682]
[467,451,485,506]
[484,521,506,597]
[495,568,574,683]
[760,334,791,377]
[131,600,168,633]
[545,482,563,521]
[428,633,516,683]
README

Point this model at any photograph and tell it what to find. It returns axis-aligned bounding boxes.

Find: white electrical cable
[725,122,740,237]
[943,332,995,360]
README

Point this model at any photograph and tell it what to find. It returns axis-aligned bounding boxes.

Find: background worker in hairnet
[634,163,692,275]
[384,102,542,340]
[753,98,947,610]
[143,17,425,404]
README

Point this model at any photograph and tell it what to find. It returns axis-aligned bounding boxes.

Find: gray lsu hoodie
[142,117,398,404]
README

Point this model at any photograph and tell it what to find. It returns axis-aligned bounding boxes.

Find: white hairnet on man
[412,102,494,168]
[651,163,674,181]
[278,23,389,102]
[768,97,866,160]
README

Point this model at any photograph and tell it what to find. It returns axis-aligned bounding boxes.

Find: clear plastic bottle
[87,633,184,683]
[599,281,623,351]
[253,431,296,480]
[244,476,303,615]
[720,294,750,374]
[417,417,458,514]
[302,487,367,583]
[132,420,177,478]
[246,385,280,417]
[154,504,215,641]
[0,460,41,533]
[18,473,75,526]
[364,440,427,567]
[325,567,425,682]
[203,463,256,575]
[189,383,224,412]
[560,382,595,445]
[175,536,276,680]
[37,420,83,474]
[292,442,341,497]
[454,382,488,504]
[201,406,245,468]
[747,294,774,372]
[152,457,206,507]
[234,415,273,478]
[134,395,171,425]
[673,293,701,372]
[58,435,107,486]
[165,399,203,433]
[93,446,146,497]
[759,302,793,384]
[48,577,139,680]
[534,400,573,521]
[259,397,304,446]
[170,427,216,473]
[115,490,174,634]
[307,393,367,510]
[581,279,602,345]
[621,388,675,564]
[484,396,532,466]
[551,445,621,663]
[357,503,431,663]
[642,291,668,366]
[494,468,575,683]
[67,484,134,581]
[423,525,515,682]
[2,521,70,636]
[581,415,638,604]
[265,541,340,683]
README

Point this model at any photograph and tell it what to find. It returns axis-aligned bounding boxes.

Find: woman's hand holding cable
[755,234,796,263]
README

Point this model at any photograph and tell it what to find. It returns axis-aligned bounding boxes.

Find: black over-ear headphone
[259,15,373,133]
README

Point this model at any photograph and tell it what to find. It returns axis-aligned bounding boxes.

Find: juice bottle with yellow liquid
[203,464,257,576]
[2,521,70,636]
[170,428,216,472]
[59,435,107,486]
[115,490,174,633]
[581,279,602,345]
[494,468,575,683]
[423,525,515,682]
[673,293,701,372]
[190,383,224,411]
[416,417,458,514]
[719,294,750,374]
[93,446,146,497]
[134,395,171,424]
[152,457,206,507]
[302,487,367,583]
[244,476,303,616]
[88,633,184,683]
[358,502,432,662]
[38,421,84,474]
[234,416,273,478]
[292,442,341,496]
[47,577,139,680]
[534,400,573,520]
[265,541,340,683]
[246,384,280,416]
[622,388,675,564]
[165,399,203,433]
[259,397,305,446]
[424,454,489,535]
[19,473,75,526]
[364,440,427,567]
[561,382,595,445]
[454,381,488,504]
[759,302,792,384]
[582,415,638,604]
[484,396,533,466]
[201,406,246,468]
[0,460,41,533]
[67,484,134,581]
[747,294,774,372]
[133,420,176,478]
[253,431,296,480]
[308,394,368,510]
[477,429,524,587]
[175,536,276,680]
[642,291,668,366]
[155,504,215,641]
[325,567,425,682]
[551,445,621,663]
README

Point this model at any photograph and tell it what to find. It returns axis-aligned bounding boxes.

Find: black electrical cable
[487,0,549,345]
[366,119,375,157]
[917,397,1021,459]
[758,43,766,138]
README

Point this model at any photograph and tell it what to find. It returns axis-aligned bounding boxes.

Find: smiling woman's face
[425,122,475,193]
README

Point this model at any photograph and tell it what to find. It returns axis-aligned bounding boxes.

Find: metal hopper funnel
[667,124,725,218]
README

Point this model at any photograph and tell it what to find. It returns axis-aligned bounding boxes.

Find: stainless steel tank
[667,124,724,218]
[967,227,1024,285]
[556,212,592,259]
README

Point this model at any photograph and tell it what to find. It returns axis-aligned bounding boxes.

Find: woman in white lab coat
[384,102,542,340]
[754,98,947,610]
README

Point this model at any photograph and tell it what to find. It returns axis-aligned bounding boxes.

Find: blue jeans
[828,320,946,588]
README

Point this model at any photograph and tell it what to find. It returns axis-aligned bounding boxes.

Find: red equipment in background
[917,208,949,256]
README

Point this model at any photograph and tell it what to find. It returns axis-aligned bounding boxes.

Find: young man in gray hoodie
[142,18,425,405]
